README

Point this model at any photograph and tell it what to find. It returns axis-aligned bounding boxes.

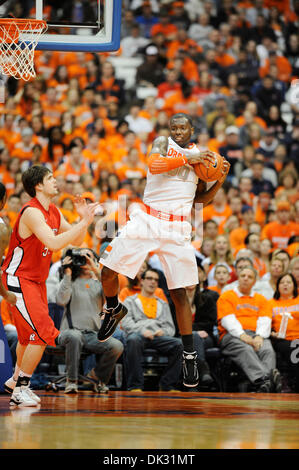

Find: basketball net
[0,18,47,81]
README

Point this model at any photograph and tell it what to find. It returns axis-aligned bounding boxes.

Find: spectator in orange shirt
[237,176,255,207]
[41,87,66,129]
[244,232,267,278]
[150,8,178,41]
[259,50,292,84]
[167,49,200,84]
[270,273,299,392]
[156,68,183,104]
[166,28,202,60]
[203,186,232,228]
[261,201,299,249]
[115,148,147,183]
[217,266,280,392]
[57,143,91,184]
[0,114,21,154]
[12,127,36,162]
[5,193,21,228]
[229,205,256,254]
[254,191,273,227]
[214,42,236,68]
[162,83,200,116]
[47,65,70,103]
[46,126,67,170]
[1,157,22,197]
[119,260,167,303]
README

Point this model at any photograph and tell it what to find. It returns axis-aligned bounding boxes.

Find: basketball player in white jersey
[98,113,230,387]
[0,182,16,306]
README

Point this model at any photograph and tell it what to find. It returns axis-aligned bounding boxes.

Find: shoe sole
[9,399,37,407]
[27,395,41,403]
[183,381,199,388]
[98,306,128,342]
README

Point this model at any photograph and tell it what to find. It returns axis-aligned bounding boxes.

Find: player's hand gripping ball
[193,152,225,182]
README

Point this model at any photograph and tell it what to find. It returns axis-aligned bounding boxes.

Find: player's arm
[148,137,217,175]
[148,136,183,174]
[194,159,230,207]
[21,204,98,252]
[0,224,17,305]
[58,195,98,246]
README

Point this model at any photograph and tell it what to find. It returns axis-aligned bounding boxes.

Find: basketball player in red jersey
[98,113,230,388]
[2,165,100,407]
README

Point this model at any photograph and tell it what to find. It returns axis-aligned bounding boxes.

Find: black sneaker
[255,378,271,393]
[198,360,214,386]
[98,304,128,342]
[182,351,199,388]
[270,368,283,393]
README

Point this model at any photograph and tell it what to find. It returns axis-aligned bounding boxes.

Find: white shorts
[100,207,199,290]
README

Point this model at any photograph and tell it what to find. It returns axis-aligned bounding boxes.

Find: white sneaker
[97,381,109,394]
[24,388,41,404]
[64,381,78,394]
[4,376,17,394]
[10,387,38,407]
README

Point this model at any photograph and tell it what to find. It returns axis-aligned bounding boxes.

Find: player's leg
[98,212,159,342]
[97,265,129,342]
[169,288,199,388]
[6,278,59,406]
[9,344,46,407]
[158,235,200,388]
[4,342,25,393]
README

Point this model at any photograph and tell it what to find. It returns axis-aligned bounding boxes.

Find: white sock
[15,370,32,390]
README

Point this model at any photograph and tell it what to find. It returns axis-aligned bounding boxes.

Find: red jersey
[2,197,61,283]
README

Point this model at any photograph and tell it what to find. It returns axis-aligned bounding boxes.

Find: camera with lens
[65,248,87,267]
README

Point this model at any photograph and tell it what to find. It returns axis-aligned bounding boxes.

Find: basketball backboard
[0,0,122,52]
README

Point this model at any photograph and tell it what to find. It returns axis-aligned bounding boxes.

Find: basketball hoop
[0,18,47,81]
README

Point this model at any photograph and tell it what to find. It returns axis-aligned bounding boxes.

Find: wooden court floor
[1,390,299,450]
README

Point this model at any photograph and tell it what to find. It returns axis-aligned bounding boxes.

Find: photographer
[56,248,124,394]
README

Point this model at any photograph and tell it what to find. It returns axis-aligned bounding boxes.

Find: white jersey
[143,137,199,216]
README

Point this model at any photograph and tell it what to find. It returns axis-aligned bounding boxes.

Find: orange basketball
[193,153,224,182]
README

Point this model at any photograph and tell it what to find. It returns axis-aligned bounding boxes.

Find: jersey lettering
[166,166,191,181]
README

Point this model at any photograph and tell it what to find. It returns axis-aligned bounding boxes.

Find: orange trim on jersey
[142,203,188,222]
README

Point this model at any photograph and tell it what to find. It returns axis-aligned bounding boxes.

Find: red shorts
[2,273,59,347]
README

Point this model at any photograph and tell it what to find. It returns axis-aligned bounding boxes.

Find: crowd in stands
[0,0,299,392]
